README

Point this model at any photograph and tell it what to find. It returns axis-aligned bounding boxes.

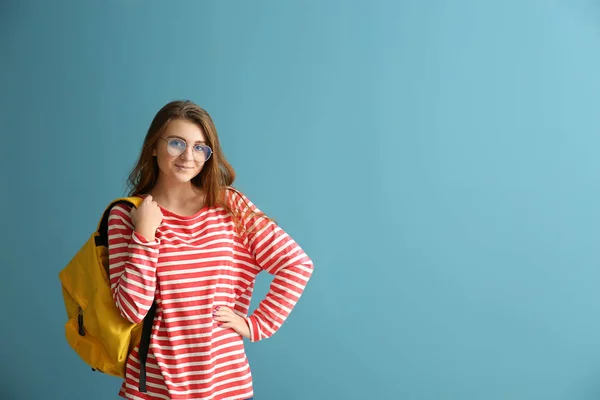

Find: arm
[229,189,314,342]
[107,204,160,324]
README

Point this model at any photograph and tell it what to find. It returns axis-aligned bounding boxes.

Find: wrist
[134,228,156,242]
[242,318,251,339]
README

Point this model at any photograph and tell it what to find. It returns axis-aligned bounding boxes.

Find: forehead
[163,118,206,142]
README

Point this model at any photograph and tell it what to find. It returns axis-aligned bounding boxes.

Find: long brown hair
[126,100,266,231]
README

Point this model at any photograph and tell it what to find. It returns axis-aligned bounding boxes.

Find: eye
[169,138,186,150]
[193,144,205,152]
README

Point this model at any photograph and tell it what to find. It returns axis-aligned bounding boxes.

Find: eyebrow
[167,135,207,144]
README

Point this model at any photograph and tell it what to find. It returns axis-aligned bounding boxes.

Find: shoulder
[225,186,257,211]
[223,187,276,233]
[107,198,139,223]
[225,186,246,200]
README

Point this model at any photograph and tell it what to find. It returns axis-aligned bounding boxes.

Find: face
[152,118,211,184]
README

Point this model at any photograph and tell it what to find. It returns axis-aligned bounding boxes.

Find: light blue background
[2,0,600,399]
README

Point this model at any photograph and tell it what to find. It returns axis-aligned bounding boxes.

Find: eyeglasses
[159,137,213,162]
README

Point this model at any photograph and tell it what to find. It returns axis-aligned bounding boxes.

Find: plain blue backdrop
[2,0,600,399]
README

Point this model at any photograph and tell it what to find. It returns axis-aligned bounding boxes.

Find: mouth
[175,164,195,171]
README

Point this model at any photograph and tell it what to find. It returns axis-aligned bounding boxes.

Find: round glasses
[159,137,213,162]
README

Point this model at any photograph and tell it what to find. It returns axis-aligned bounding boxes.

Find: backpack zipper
[78,306,85,336]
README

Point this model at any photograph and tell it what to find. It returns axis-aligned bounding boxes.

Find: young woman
[107,100,314,400]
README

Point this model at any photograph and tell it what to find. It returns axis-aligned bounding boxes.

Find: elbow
[113,290,145,324]
[121,309,144,325]
[304,258,315,277]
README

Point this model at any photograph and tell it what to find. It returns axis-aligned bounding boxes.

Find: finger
[214,313,235,322]
[145,195,153,202]
[213,312,235,321]
[218,322,236,330]
[212,306,231,316]
[129,208,137,222]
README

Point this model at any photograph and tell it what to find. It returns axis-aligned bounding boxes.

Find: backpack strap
[138,302,157,392]
[95,197,144,247]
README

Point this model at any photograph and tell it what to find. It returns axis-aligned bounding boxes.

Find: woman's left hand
[213,306,251,339]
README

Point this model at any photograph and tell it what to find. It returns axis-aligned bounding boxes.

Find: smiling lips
[175,164,195,170]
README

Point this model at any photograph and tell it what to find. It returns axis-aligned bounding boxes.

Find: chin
[172,169,201,182]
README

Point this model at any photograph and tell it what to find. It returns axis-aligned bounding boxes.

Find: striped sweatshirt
[107,188,313,400]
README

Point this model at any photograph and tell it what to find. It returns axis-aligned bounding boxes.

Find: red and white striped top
[107,188,313,400]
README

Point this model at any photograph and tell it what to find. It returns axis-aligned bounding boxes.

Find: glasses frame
[159,136,213,162]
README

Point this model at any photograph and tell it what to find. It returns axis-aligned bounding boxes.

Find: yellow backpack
[59,196,155,392]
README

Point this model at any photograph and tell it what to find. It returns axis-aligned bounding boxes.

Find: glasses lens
[167,138,186,156]
[193,144,212,162]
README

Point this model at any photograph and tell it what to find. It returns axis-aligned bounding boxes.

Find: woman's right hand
[130,195,163,242]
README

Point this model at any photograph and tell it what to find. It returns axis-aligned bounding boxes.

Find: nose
[180,145,194,161]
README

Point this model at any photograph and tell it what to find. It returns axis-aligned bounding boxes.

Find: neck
[149,177,203,208]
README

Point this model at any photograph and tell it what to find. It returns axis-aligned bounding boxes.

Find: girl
[107,100,313,399]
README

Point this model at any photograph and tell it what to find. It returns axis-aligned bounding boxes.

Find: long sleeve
[107,204,160,324]
[228,189,314,342]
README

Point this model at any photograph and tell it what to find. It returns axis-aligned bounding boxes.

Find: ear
[152,148,157,156]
